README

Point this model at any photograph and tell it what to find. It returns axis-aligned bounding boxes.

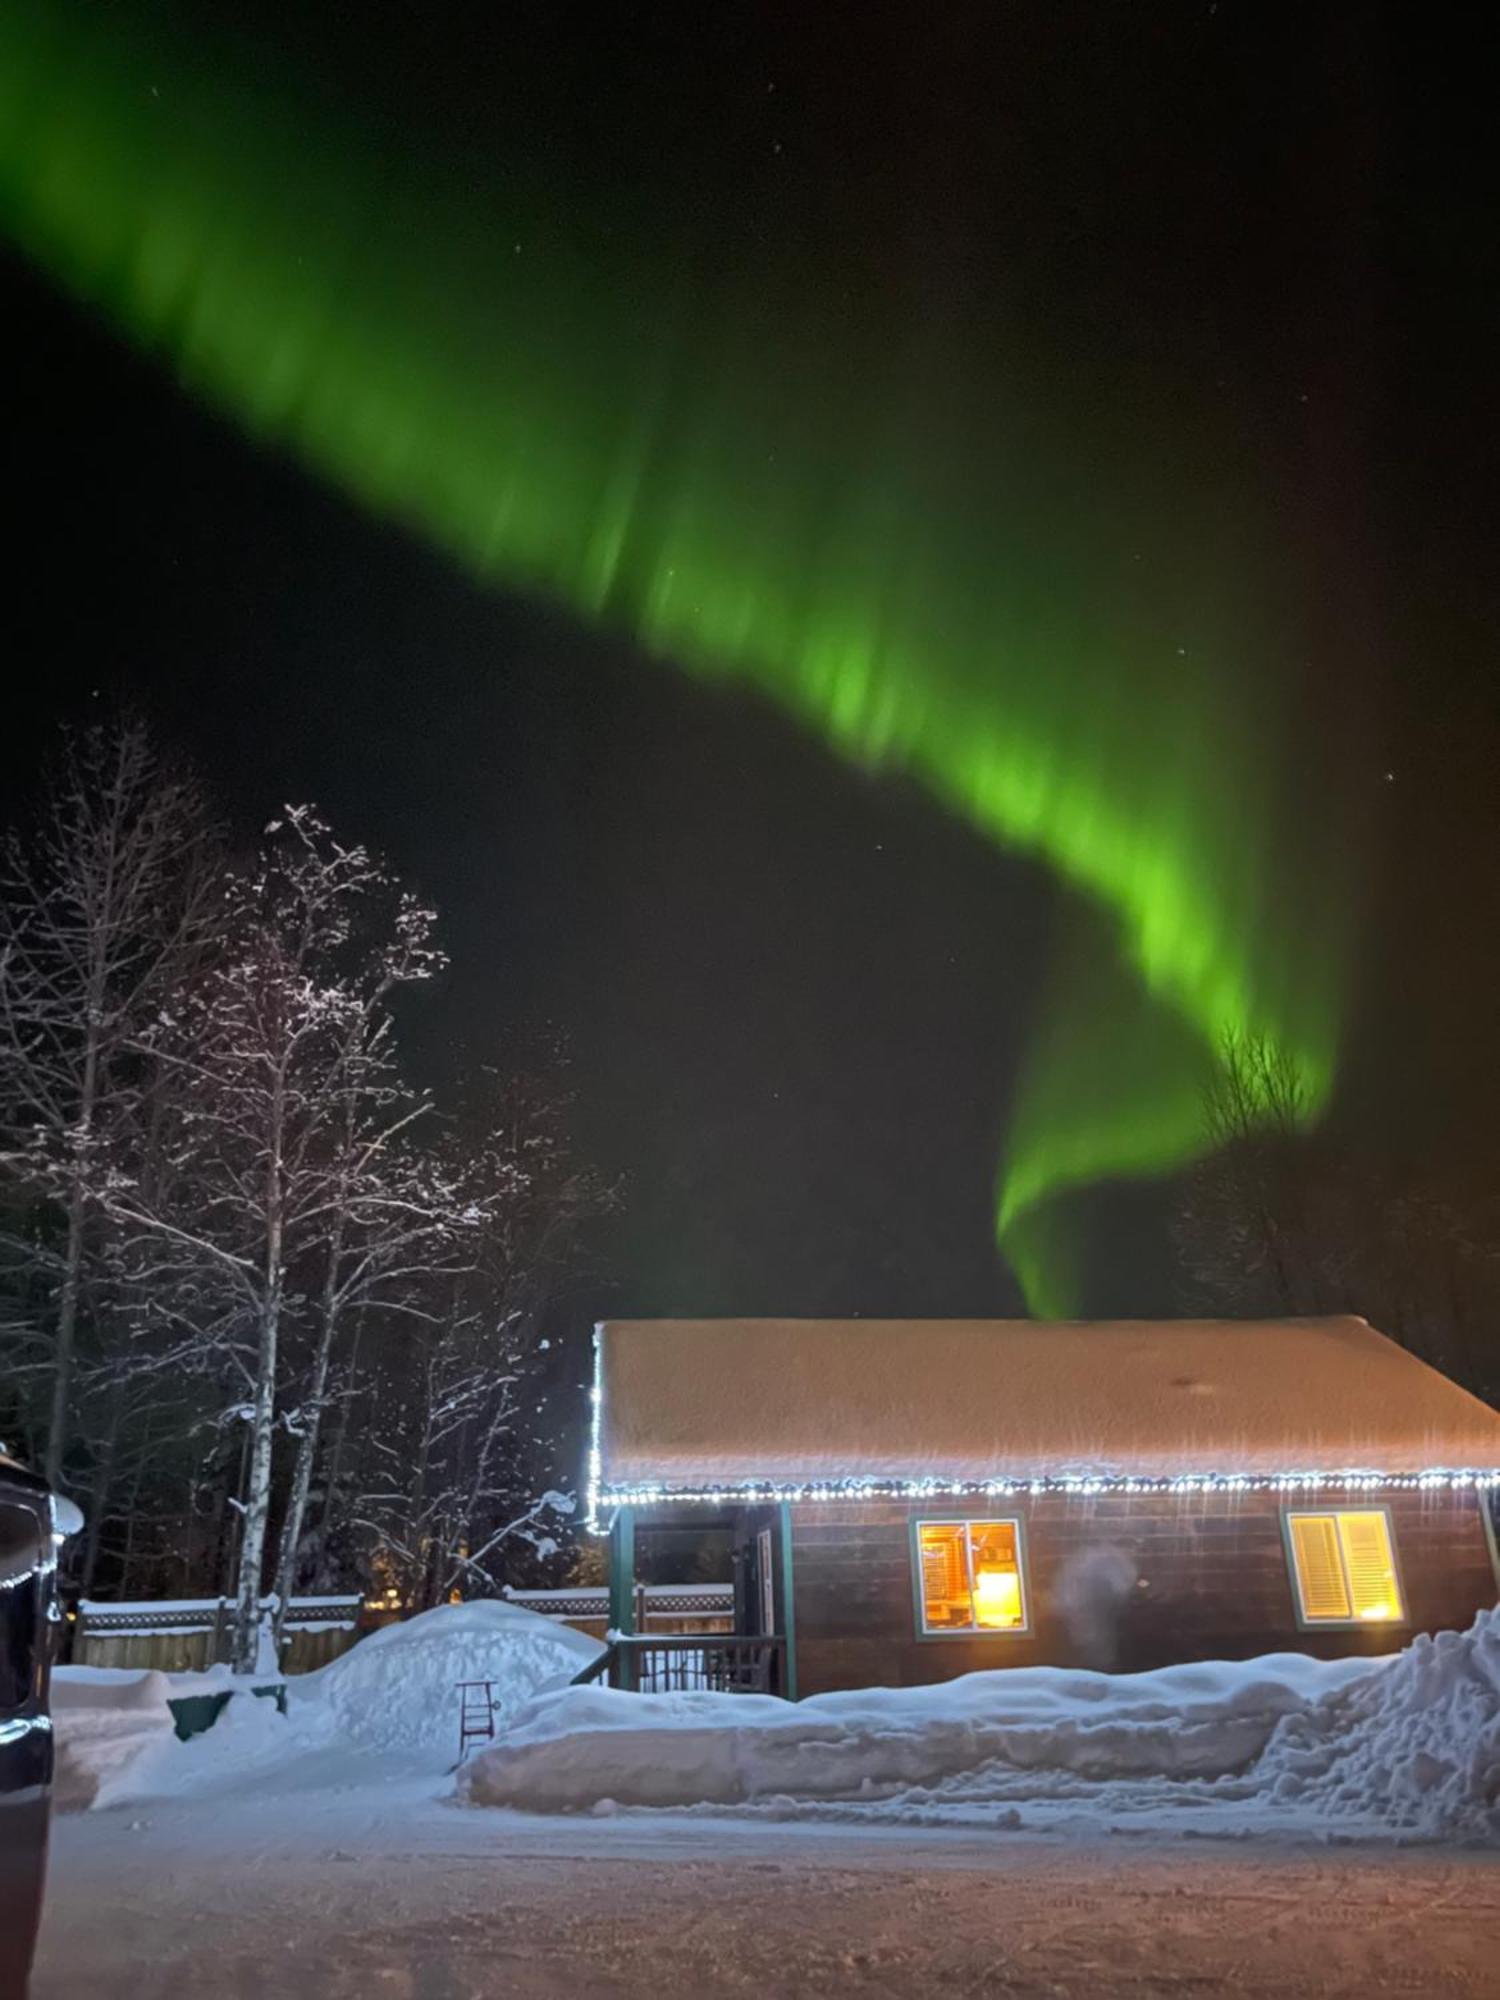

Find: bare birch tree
[104,806,442,1669]
[266,1128,467,1654]
[0,718,218,1485]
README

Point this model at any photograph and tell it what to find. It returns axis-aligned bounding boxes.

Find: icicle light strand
[588,1467,1500,1526]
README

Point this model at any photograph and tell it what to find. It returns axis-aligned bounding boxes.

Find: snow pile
[51,1667,177,1810]
[292,1599,603,1761]
[52,1665,313,1809]
[1254,1613,1500,1838]
[462,1609,1500,1841]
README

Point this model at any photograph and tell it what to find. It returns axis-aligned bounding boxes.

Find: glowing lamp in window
[916,1520,1027,1635]
[1286,1510,1404,1626]
[974,1563,1023,1628]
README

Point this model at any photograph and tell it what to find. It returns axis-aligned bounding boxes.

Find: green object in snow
[167,1683,286,1742]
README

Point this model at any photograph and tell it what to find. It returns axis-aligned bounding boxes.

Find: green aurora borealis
[0,8,1353,1311]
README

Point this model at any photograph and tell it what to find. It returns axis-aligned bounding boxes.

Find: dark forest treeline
[1175,1033,1499,1408]
[0,719,613,1669]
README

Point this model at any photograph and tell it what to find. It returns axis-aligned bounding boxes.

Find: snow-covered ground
[36,1789,1500,1998]
[36,1603,1500,1995]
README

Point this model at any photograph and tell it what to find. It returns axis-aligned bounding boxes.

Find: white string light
[585,1327,605,1531]
[591,1468,1500,1518]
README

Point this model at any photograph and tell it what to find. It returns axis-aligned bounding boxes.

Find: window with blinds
[1285,1510,1404,1625]
[915,1520,1028,1635]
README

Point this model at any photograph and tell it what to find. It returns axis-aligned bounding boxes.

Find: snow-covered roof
[594,1317,1500,1499]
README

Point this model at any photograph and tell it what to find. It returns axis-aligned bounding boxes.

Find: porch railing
[573,1633,786,1696]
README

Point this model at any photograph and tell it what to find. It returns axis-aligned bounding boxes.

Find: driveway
[34,1773,1500,1998]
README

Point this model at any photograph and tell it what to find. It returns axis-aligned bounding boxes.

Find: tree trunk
[78,1374,126,1597]
[309,1306,365,1590]
[117,1415,152,1596]
[232,1095,286,1676]
[269,1238,343,1657]
[231,1285,282,1673]
[46,880,111,1488]
[219,1420,251,1608]
[231,1104,286,1680]
[44,1185,88,1487]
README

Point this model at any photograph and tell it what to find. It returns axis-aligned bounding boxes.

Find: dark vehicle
[0,1455,58,1998]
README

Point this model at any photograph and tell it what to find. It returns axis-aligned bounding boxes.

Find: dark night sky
[6,3,1499,1325]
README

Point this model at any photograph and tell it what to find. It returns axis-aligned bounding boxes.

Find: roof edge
[598,1465,1500,1504]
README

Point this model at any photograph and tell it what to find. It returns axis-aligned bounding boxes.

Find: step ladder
[454,1678,496,1763]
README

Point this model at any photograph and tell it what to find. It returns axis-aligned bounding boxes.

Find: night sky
[6,3,1498,1325]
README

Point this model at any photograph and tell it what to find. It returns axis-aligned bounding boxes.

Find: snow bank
[460,1656,1369,1812]
[292,1600,603,1761]
[51,1600,602,1805]
[51,1667,177,1809]
[51,1665,313,1809]
[53,1664,177,1704]
[462,1609,1500,1841]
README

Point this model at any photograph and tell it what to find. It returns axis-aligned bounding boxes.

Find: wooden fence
[73,1597,363,1674]
[71,1583,734,1674]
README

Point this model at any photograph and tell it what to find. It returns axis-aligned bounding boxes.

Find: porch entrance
[585,1501,797,1698]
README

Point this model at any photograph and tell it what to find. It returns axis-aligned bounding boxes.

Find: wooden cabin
[588,1317,1500,1699]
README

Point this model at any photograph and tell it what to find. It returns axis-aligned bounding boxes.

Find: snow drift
[51,1667,177,1810]
[292,1600,603,1759]
[461,1606,1500,1841]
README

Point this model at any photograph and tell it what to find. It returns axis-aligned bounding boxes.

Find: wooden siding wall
[789,1489,1499,1697]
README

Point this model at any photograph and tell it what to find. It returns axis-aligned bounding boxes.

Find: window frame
[909,1515,1031,1640]
[1281,1504,1407,1631]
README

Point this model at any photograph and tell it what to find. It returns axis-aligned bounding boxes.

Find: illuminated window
[915,1519,1027,1635]
[1285,1510,1404,1625]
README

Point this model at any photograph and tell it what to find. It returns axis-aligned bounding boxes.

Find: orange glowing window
[915,1520,1027,1635]
[1286,1510,1404,1625]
